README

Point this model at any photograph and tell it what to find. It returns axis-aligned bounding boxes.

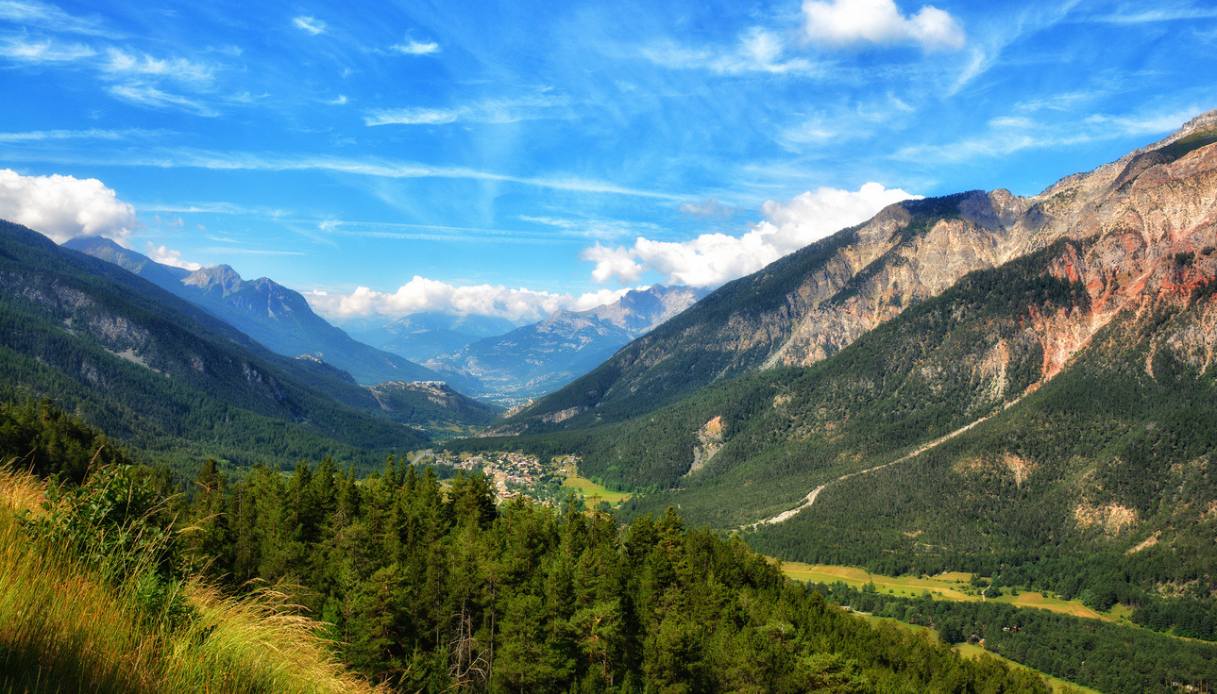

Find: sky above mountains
[1,0,1215,322]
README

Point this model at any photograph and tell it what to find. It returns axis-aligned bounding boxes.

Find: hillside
[63,236,465,390]
[431,286,704,403]
[514,112,1217,432]
[0,220,433,468]
[455,113,1217,638]
[0,402,1056,694]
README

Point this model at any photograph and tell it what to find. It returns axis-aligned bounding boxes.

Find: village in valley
[410,449,631,508]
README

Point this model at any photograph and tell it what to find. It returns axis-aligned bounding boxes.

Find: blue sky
[1,0,1215,322]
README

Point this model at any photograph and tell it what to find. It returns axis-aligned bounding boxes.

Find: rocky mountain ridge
[515,110,1217,430]
[62,237,453,389]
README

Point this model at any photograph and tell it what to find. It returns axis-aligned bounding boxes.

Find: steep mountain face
[429,286,705,403]
[1,221,431,467]
[63,237,452,389]
[465,113,1217,624]
[344,311,516,363]
[516,113,1217,431]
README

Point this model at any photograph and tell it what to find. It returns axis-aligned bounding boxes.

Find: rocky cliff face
[520,112,1217,428]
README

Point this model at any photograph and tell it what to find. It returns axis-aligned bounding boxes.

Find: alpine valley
[5,20,1217,689]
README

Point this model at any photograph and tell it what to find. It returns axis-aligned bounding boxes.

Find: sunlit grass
[0,466,382,694]
[780,560,1118,621]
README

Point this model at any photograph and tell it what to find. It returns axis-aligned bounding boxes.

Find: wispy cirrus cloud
[102,47,214,85]
[108,84,218,117]
[1083,3,1217,24]
[364,92,569,127]
[0,35,93,61]
[0,127,160,142]
[892,104,1209,163]
[642,27,825,76]
[0,0,116,37]
[291,15,326,35]
[390,38,439,56]
[0,147,689,200]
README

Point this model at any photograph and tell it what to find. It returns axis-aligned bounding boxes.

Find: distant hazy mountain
[63,237,466,389]
[430,286,705,403]
[344,312,516,363]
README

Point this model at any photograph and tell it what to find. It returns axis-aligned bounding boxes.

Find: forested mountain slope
[0,401,1058,694]
[64,236,459,389]
[0,221,432,468]
[457,113,1217,636]
[514,111,1217,431]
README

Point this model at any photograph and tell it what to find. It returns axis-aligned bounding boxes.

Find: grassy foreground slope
[0,470,379,694]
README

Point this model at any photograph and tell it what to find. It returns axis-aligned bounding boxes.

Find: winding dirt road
[745,394,1030,530]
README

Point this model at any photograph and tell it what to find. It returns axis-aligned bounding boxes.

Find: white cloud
[306,276,633,322]
[365,107,458,126]
[0,168,136,243]
[803,0,965,51]
[363,93,569,127]
[679,198,735,219]
[585,182,918,287]
[292,15,326,35]
[390,39,440,56]
[102,47,214,85]
[643,28,823,76]
[108,84,218,117]
[0,128,145,142]
[0,0,115,36]
[325,94,348,106]
[583,244,643,283]
[49,147,682,200]
[894,105,1207,163]
[147,243,200,271]
[0,35,94,62]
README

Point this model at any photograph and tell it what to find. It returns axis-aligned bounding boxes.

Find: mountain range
[0,224,496,469]
[458,111,1217,630]
[62,236,461,389]
[425,285,706,403]
[343,312,517,363]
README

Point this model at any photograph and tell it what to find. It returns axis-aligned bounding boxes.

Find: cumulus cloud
[585,182,918,287]
[292,15,326,35]
[0,168,136,242]
[147,243,201,271]
[803,0,965,50]
[306,276,633,322]
[583,244,643,283]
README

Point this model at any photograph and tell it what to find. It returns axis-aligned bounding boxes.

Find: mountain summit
[63,237,456,389]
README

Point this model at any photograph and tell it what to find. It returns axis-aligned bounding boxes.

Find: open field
[561,472,632,506]
[780,561,1118,621]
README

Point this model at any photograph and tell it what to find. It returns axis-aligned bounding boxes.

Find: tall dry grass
[0,466,382,694]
